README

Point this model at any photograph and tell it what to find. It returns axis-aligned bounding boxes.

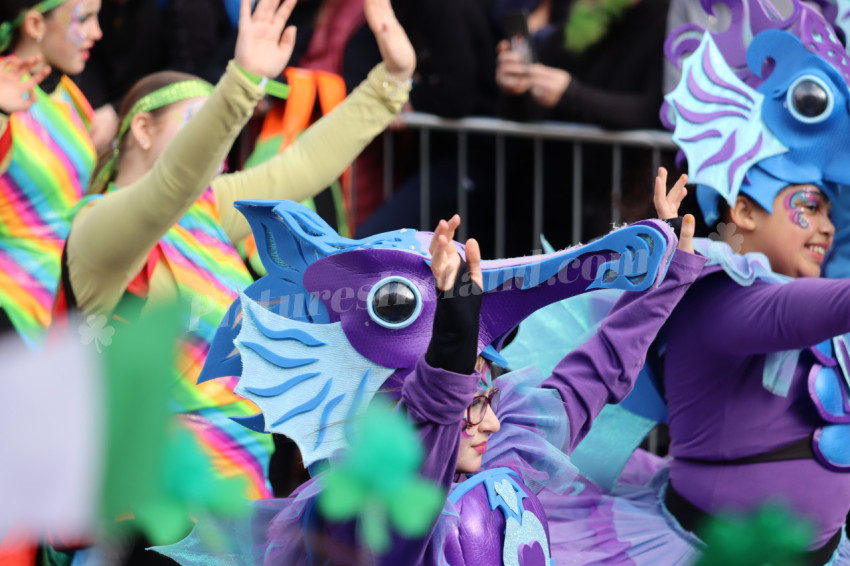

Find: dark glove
[663,216,683,238]
[425,260,483,374]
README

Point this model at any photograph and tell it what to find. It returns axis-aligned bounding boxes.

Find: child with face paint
[650,170,850,561]
[56,0,416,501]
[153,175,704,565]
[400,182,703,565]
[0,0,102,347]
[528,0,850,558]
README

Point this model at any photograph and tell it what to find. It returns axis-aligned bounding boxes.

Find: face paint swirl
[784,188,828,230]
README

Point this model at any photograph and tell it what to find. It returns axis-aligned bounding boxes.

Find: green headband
[0,0,70,52]
[91,79,214,194]
[117,79,214,143]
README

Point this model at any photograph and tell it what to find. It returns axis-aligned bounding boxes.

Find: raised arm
[0,54,52,173]
[403,216,483,486]
[213,0,417,243]
[67,0,297,314]
[543,168,704,452]
[544,249,705,453]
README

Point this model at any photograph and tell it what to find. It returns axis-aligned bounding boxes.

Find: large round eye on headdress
[366,276,423,329]
[786,75,833,123]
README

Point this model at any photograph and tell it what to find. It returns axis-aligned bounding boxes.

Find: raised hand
[234,0,297,78]
[364,0,416,81]
[653,167,688,220]
[429,215,483,292]
[653,167,694,254]
[0,55,51,114]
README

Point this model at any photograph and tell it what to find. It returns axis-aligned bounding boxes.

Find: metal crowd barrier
[375,113,679,455]
[378,112,679,258]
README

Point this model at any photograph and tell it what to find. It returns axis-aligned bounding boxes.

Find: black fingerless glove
[663,216,683,238]
[425,260,483,374]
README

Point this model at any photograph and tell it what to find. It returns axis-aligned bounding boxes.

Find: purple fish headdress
[199,200,677,468]
[663,0,850,223]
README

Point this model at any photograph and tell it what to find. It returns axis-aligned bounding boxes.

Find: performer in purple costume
[539,0,850,562]
[662,0,850,559]
[154,172,703,564]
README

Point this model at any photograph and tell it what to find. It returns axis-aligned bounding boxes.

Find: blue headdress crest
[199,200,677,468]
[664,0,850,223]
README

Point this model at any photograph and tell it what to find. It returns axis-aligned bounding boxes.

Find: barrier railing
[379,112,679,258]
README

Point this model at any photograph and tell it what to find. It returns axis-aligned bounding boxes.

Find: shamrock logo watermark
[708,222,744,253]
[78,314,115,353]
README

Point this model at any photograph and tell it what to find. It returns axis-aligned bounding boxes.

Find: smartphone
[502,10,536,64]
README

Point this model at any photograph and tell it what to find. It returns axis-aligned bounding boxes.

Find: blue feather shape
[271,378,333,427]
[230,413,267,433]
[316,394,346,449]
[235,294,394,467]
[243,372,322,397]
[239,341,318,369]
[252,320,326,345]
[665,33,787,204]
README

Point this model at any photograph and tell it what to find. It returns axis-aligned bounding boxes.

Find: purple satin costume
[154,249,702,566]
[666,261,850,548]
[254,250,704,565]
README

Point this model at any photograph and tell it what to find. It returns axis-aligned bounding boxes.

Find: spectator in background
[494,0,673,253]
[394,0,500,118]
[496,0,669,129]
[355,0,502,253]
[493,0,570,50]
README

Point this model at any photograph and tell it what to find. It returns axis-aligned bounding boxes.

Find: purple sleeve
[355,358,478,565]
[401,357,480,487]
[685,272,850,355]
[542,249,707,453]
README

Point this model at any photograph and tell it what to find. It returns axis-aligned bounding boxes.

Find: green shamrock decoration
[99,301,247,545]
[695,503,815,566]
[317,401,446,553]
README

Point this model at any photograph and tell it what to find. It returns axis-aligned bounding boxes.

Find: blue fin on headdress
[665,33,788,213]
[235,294,394,467]
[481,344,510,368]
[199,199,423,384]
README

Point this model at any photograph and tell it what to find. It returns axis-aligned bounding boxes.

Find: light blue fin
[665,34,788,206]
[235,294,394,467]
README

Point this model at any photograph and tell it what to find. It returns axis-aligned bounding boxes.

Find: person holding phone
[495,0,668,130]
[493,0,672,252]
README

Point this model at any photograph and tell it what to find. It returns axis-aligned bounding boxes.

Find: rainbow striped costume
[77,185,274,499]
[0,75,95,347]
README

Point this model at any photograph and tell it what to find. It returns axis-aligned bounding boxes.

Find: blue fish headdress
[199,200,677,468]
[663,0,850,224]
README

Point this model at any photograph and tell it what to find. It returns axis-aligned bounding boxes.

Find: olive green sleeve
[68,61,264,315]
[213,63,411,243]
